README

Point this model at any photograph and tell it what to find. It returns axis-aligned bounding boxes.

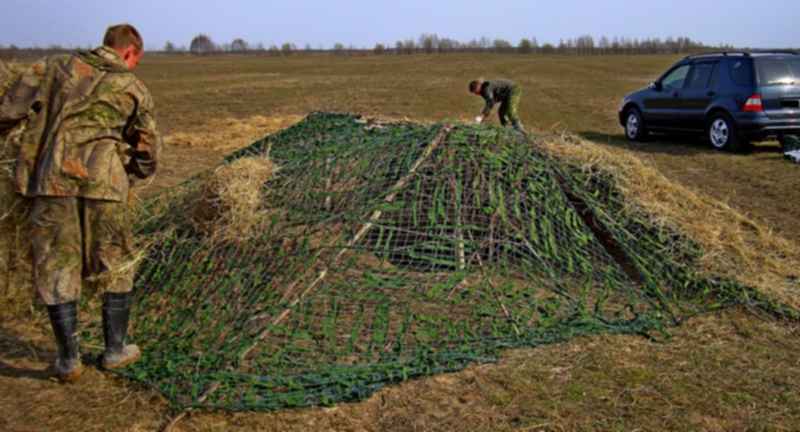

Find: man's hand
[475,116,484,124]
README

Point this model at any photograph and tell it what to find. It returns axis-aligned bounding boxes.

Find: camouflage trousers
[31,196,135,305]
[498,86,523,129]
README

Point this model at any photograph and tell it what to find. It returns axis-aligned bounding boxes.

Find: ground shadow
[0,325,55,381]
[0,359,53,380]
[579,131,783,156]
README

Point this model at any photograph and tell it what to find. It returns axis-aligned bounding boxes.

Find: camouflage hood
[74,46,131,73]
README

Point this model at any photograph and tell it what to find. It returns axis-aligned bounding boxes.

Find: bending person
[469,78,526,133]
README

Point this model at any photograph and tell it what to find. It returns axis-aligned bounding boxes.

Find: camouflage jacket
[0,46,161,201]
[480,79,518,116]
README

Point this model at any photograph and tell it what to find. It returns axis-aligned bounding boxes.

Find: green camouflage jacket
[0,46,161,201]
[480,79,518,116]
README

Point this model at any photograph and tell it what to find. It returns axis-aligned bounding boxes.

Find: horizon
[1,0,798,51]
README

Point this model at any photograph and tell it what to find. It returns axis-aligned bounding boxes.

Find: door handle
[672,92,680,98]
[707,91,716,97]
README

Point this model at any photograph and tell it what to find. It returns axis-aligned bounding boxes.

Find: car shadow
[579,131,784,156]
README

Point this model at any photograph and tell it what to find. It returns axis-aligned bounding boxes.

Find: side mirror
[649,81,663,91]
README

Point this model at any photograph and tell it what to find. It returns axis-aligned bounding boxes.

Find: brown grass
[3,308,799,432]
[2,54,799,431]
[541,133,800,309]
[191,156,277,242]
[164,115,300,151]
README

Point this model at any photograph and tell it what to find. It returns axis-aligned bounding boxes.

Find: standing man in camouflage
[469,79,526,133]
[0,24,161,382]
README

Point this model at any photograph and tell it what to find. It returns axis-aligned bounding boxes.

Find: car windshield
[756,58,800,86]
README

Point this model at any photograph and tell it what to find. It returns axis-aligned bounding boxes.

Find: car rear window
[755,58,800,86]
[729,60,754,86]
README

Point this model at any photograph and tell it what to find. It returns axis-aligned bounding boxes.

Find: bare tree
[190,34,216,55]
[231,38,249,52]
[518,38,532,54]
[419,33,438,54]
[164,41,176,53]
[333,42,345,55]
[373,43,386,55]
[438,37,460,53]
[402,39,416,55]
[493,39,513,53]
[575,35,595,55]
[598,36,610,55]
[281,42,296,55]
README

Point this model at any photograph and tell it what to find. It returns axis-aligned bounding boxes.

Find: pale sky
[1,0,797,50]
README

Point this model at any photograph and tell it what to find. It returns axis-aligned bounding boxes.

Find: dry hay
[0,60,22,94]
[191,156,278,242]
[540,133,800,310]
[165,115,302,151]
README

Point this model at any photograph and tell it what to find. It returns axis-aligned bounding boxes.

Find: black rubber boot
[46,302,84,382]
[101,292,141,370]
[512,120,527,135]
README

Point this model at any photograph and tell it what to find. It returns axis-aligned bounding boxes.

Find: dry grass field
[137,53,799,244]
[2,53,799,432]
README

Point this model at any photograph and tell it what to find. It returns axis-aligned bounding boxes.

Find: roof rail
[684,50,799,60]
[684,51,751,60]
[748,49,799,55]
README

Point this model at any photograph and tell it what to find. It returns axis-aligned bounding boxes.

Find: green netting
[100,112,783,411]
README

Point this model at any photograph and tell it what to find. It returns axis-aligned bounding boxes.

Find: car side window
[730,60,754,86]
[708,62,720,89]
[662,65,691,90]
[687,63,716,89]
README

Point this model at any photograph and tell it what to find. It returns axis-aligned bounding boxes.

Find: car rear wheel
[707,113,748,152]
[624,108,648,142]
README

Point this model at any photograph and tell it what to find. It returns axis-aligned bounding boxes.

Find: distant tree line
[164,33,723,56]
[383,34,717,56]
[3,33,774,60]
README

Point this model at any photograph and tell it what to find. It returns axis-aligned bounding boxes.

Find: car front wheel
[708,113,747,152]
[624,108,647,142]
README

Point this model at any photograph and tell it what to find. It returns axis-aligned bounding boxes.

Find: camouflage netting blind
[98,113,785,411]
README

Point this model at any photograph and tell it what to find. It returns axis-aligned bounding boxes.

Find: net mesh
[104,112,782,411]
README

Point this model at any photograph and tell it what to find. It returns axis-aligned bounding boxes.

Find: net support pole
[450,174,466,271]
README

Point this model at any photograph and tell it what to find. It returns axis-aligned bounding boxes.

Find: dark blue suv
[619,52,800,151]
